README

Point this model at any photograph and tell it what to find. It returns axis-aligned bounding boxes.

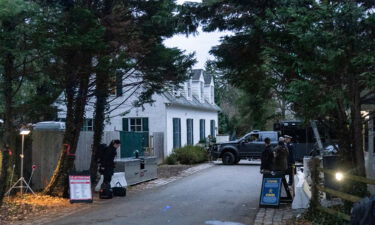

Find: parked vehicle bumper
[210,145,221,159]
[211,151,220,159]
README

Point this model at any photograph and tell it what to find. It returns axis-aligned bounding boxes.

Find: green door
[120,131,149,158]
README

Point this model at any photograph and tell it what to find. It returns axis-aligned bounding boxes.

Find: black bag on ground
[99,188,113,199]
[112,182,126,197]
[99,182,113,199]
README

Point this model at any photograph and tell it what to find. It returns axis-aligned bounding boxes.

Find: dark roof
[191,69,203,80]
[191,69,212,85]
[204,73,212,85]
[163,92,221,112]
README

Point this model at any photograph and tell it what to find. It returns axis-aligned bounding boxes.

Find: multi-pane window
[187,119,194,145]
[200,119,205,141]
[109,71,123,97]
[82,119,93,131]
[130,118,142,132]
[109,75,117,96]
[122,118,149,132]
[173,118,181,149]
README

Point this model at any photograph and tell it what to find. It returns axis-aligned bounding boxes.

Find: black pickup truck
[210,131,278,165]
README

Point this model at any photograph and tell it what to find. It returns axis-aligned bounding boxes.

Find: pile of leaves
[0,194,76,223]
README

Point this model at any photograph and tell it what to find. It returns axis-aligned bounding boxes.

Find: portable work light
[6,127,35,195]
[335,172,344,181]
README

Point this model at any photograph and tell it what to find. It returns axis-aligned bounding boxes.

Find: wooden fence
[31,130,119,190]
[32,130,64,190]
[31,130,164,190]
[75,131,120,171]
[152,132,164,164]
[310,157,375,221]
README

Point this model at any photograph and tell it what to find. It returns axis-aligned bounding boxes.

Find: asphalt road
[50,162,262,225]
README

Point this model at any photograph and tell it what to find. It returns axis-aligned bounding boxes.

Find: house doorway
[120,131,149,158]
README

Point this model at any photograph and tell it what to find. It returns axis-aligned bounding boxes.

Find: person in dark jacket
[273,138,289,172]
[350,195,375,225]
[284,135,295,185]
[261,137,274,172]
[100,139,120,184]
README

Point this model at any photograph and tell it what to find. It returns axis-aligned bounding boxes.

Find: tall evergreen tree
[89,0,195,183]
[42,1,107,197]
[40,0,195,196]
[0,0,49,205]
[182,0,375,179]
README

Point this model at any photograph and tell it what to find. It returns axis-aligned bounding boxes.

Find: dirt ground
[0,164,196,225]
[157,164,193,178]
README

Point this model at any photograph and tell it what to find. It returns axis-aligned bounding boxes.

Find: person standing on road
[284,135,295,185]
[260,137,274,172]
[274,137,293,200]
[206,135,216,149]
[100,139,121,185]
[273,137,289,172]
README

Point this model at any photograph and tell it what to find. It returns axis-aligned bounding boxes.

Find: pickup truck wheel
[234,158,241,164]
[222,152,235,165]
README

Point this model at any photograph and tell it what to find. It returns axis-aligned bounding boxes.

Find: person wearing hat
[284,135,295,185]
[260,137,274,172]
[273,138,289,172]
[99,139,121,185]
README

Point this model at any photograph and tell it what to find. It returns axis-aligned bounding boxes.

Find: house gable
[191,69,205,102]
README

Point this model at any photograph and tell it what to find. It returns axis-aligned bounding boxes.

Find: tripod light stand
[6,128,35,195]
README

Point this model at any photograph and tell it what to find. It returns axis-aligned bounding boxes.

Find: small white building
[56,69,220,159]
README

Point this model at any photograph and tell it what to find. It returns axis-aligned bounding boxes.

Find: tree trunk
[43,56,91,197]
[352,84,366,176]
[89,0,116,184]
[0,53,16,205]
[89,69,109,184]
[0,148,11,206]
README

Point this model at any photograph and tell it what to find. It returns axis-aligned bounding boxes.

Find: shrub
[173,145,208,165]
[198,138,206,144]
[303,207,346,225]
[165,153,178,165]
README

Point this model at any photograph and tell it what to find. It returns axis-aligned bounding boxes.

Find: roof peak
[191,69,212,84]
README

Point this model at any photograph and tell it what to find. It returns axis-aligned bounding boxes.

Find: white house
[56,69,220,158]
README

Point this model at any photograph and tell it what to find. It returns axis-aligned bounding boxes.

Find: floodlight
[20,129,30,135]
[6,127,34,195]
[335,172,344,181]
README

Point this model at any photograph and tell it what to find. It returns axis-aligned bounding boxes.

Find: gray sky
[164,0,229,69]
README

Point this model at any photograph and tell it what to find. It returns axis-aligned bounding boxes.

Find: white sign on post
[69,175,93,203]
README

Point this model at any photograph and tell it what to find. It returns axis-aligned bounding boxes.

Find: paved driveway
[49,162,262,225]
